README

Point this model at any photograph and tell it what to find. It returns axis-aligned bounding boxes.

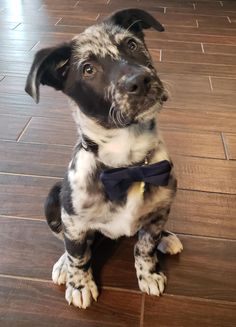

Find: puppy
[25,9,183,309]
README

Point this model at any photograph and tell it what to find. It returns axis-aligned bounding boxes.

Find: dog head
[26,9,167,128]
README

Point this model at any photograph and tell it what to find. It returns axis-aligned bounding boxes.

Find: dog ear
[106,8,164,38]
[25,43,72,103]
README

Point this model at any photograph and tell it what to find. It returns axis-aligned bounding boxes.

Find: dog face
[25,9,167,128]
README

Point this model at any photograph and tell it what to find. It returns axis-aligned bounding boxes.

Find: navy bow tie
[100,160,172,202]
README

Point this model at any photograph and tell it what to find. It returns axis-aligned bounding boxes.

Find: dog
[25,8,183,309]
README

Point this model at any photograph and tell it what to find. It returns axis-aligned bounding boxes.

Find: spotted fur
[25,8,183,309]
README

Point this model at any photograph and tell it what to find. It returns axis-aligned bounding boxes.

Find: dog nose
[123,73,151,95]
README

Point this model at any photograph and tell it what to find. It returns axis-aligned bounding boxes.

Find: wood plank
[146,38,202,52]
[0,50,33,63]
[221,1,236,11]
[0,219,236,301]
[169,190,236,239]
[0,218,62,277]
[0,92,72,119]
[134,12,198,27]
[146,31,236,45]
[14,23,90,33]
[162,129,225,159]
[160,73,211,95]
[20,117,76,146]
[197,15,232,28]
[163,235,236,301]
[143,295,236,327]
[0,61,35,75]
[173,155,236,194]
[0,175,59,218]
[159,108,236,133]
[194,2,223,11]
[0,75,66,98]
[0,39,37,51]
[0,277,142,327]
[39,9,99,20]
[155,60,236,78]
[0,141,71,177]
[0,216,235,302]
[203,43,236,55]
[0,14,60,25]
[164,91,236,112]
[166,7,226,15]
[224,133,236,160]
[109,0,193,9]
[162,50,236,66]
[160,25,236,37]
[0,115,31,141]
[57,17,99,27]
[0,21,19,29]
[211,76,236,93]
[94,234,236,301]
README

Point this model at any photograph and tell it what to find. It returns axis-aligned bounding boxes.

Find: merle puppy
[25,9,183,309]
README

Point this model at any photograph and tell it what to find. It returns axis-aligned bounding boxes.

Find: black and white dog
[25,9,183,309]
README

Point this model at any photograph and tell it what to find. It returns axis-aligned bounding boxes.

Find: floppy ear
[105,8,164,39]
[25,43,72,103]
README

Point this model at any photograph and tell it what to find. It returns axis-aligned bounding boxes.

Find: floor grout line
[0,214,44,221]
[73,0,80,8]
[178,187,236,197]
[208,76,213,91]
[200,42,205,53]
[28,41,40,51]
[55,17,62,26]
[139,294,145,327]
[221,132,230,160]
[0,274,51,283]
[175,231,236,242]
[16,117,32,142]
[0,274,235,306]
[0,75,6,82]
[1,214,236,241]
[0,171,63,180]
[11,22,21,30]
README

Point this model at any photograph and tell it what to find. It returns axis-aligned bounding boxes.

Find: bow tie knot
[100,160,172,202]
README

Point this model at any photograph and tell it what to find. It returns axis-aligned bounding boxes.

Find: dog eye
[82,63,97,77]
[127,38,138,51]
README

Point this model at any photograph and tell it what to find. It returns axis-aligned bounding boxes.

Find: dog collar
[81,135,99,154]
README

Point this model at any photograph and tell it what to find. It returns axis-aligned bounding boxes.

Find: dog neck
[73,106,168,168]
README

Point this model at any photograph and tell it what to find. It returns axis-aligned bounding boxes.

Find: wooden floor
[0,0,236,326]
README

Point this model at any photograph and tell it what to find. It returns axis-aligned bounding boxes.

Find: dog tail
[44,181,63,238]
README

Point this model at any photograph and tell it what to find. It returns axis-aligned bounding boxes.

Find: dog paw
[65,271,99,309]
[52,253,67,285]
[157,231,183,255]
[138,271,167,296]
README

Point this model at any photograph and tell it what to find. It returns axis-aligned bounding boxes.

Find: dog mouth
[109,89,166,127]
[106,73,167,127]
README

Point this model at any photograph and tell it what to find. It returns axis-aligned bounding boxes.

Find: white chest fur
[64,110,172,239]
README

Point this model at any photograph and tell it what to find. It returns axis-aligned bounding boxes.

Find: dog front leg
[64,231,98,309]
[134,208,170,296]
